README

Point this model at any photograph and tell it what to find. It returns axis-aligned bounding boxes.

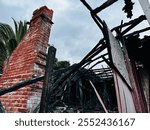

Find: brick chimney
[0,6,53,112]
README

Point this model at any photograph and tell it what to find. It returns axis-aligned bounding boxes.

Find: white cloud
[46,0,70,12]
[0,0,32,7]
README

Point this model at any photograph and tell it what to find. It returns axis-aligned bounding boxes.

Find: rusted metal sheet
[139,0,150,25]
[106,27,131,87]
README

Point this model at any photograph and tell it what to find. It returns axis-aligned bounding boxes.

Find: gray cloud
[0,0,149,64]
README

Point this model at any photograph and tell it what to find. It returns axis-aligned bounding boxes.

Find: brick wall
[0,6,53,112]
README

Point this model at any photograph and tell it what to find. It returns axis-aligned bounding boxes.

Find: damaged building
[0,0,149,113]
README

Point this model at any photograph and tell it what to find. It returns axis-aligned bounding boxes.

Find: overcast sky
[0,0,149,64]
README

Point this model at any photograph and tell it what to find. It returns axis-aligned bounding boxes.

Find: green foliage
[0,19,28,74]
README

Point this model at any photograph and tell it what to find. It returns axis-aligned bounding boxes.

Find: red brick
[18,108,26,113]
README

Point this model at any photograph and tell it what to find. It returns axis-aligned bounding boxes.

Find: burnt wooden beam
[125,27,150,37]
[111,15,146,32]
[80,0,93,12]
[90,14,104,32]
[80,39,104,63]
[93,0,118,14]
[0,76,44,96]
[39,46,56,113]
[80,0,104,31]
[121,15,146,36]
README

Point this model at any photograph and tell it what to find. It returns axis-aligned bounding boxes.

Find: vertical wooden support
[39,46,56,113]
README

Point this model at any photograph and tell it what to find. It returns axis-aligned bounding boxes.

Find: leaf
[0,19,28,74]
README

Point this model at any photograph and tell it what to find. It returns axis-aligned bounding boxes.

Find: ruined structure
[0,1,149,113]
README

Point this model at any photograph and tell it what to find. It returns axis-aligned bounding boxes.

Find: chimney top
[33,6,53,18]
[30,6,53,25]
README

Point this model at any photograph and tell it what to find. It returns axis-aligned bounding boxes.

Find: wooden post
[39,46,56,113]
